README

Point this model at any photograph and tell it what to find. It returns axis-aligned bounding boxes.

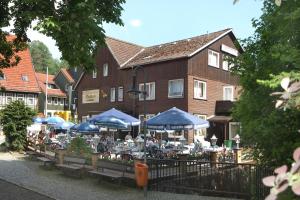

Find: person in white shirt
[125,133,132,141]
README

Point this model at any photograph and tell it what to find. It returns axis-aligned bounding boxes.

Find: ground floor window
[193,114,207,138]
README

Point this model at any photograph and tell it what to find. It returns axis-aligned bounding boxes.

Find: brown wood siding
[77,47,189,119]
[187,34,240,116]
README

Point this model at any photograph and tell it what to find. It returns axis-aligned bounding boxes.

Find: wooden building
[75,28,242,144]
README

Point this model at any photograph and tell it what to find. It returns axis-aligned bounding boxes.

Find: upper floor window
[0,74,6,80]
[110,88,116,102]
[17,94,24,102]
[47,84,56,89]
[208,50,219,68]
[103,63,108,77]
[223,86,234,101]
[92,69,97,79]
[139,82,155,101]
[168,79,184,98]
[21,75,29,81]
[194,80,206,100]
[118,86,123,102]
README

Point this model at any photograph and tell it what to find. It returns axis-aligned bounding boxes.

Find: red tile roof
[59,68,75,83]
[36,72,66,97]
[105,37,144,67]
[124,29,232,68]
[0,37,40,93]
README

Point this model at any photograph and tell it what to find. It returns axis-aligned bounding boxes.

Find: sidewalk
[0,152,235,200]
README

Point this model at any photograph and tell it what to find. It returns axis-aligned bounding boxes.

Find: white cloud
[129,19,142,27]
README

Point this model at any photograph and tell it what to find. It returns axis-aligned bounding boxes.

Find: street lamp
[233,134,241,149]
[211,134,218,151]
[127,65,147,164]
[92,134,100,153]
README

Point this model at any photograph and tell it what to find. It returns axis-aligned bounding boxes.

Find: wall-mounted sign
[82,89,99,104]
[221,44,238,57]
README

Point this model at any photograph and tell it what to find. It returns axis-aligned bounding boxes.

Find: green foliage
[66,137,92,157]
[29,40,68,74]
[232,0,300,166]
[0,0,125,71]
[0,100,36,151]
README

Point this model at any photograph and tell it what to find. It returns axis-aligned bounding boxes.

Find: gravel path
[0,152,235,200]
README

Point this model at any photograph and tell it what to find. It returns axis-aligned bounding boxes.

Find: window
[208,50,219,68]
[103,63,108,77]
[92,69,97,79]
[53,97,58,105]
[139,82,155,101]
[47,97,52,104]
[194,80,206,99]
[223,86,234,101]
[17,94,24,102]
[168,79,184,98]
[0,74,5,80]
[27,94,34,105]
[47,84,56,89]
[229,122,241,140]
[65,84,69,92]
[0,93,4,105]
[6,93,14,104]
[110,88,116,102]
[194,114,207,137]
[21,75,29,81]
[58,98,64,105]
[118,87,123,102]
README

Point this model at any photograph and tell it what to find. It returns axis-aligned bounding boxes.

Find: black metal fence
[147,159,272,200]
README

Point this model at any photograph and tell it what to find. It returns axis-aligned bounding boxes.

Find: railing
[147,159,273,200]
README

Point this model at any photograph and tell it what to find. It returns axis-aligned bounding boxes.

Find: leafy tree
[0,0,125,71]
[0,100,36,151]
[29,40,60,74]
[232,0,300,166]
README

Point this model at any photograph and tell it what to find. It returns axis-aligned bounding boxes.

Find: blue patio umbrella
[44,116,65,125]
[33,117,45,124]
[54,121,75,130]
[76,122,99,134]
[70,124,79,131]
[89,108,140,127]
[146,107,210,130]
[91,115,129,129]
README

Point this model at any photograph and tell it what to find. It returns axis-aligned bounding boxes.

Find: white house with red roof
[0,36,40,110]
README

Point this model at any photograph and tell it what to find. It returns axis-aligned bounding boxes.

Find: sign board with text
[82,89,99,104]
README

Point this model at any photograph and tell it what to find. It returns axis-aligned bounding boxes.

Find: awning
[207,116,232,123]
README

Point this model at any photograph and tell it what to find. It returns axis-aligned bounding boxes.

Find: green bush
[0,100,35,151]
[66,137,92,157]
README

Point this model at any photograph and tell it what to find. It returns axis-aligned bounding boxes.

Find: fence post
[234,148,242,164]
[210,151,218,168]
[91,153,100,170]
[56,148,66,165]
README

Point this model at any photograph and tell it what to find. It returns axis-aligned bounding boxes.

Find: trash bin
[224,140,233,149]
[135,162,148,187]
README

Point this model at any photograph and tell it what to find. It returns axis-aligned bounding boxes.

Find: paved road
[0,178,54,200]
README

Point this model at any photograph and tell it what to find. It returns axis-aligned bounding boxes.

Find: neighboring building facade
[54,68,83,119]
[36,73,67,117]
[75,28,242,143]
[0,35,40,110]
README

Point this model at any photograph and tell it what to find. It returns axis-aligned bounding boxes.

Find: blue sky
[11,0,263,59]
[103,0,263,47]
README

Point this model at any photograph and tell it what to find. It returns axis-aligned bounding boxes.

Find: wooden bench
[36,156,55,168]
[56,156,87,178]
[89,159,126,184]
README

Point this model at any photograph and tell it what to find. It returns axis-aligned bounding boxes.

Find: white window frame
[193,80,206,100]
[53,97,58,105]
[222,54,229,71]
[21,75,29,81]
[27,94,34,105]
[168,79,184,98]
[17,94,25,102]
[92,69,97,79]
[223,86,234,101]
[6,93,14,104]
[208,49,220,68]
[229,122,241,140]
[110,88,116,102]
[118,86,123,102]
[139,82,155,101]
[47,97,52,104]
[59,98,64,105]
[103,63,108,77]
